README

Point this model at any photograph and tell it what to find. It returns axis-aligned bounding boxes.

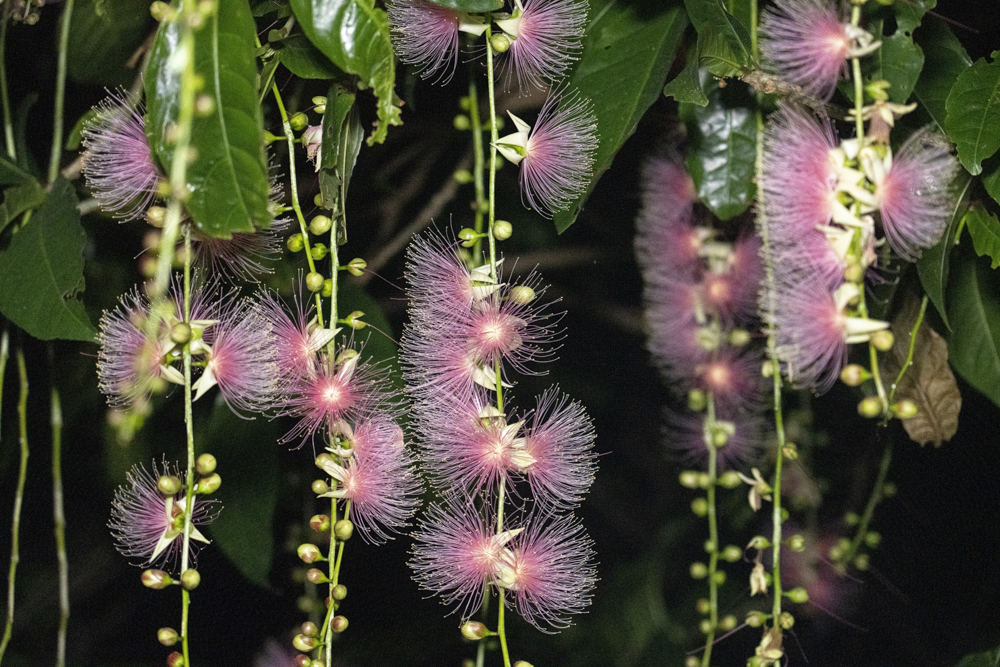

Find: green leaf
[291,0,402,145]
[663,45,709,107]
[319,85,364,245]
[0,153,32,186]
[879,29,924,104]
[945,51,1000,176]
[200,402,279,587]
[552,1,687,233]
[685,0,752,78]
[275,34,344,79]
[912,20,972,135]
[916,172,971,329]
[145,0,272,238]
[956,646,1000,667]
[0,179,96,342]
[966,207,1000,269]
[67,0,154,87]
[948,243,1000,408]
[423,0,502,12]
[894,0,935,35]
[679,70,756,220]
[0,179,47,236]
[984,155,1000,207]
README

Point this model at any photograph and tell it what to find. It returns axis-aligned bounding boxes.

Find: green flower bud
[453,169,474,184]
[712,570,726,585]
[181,569,201,591]
[287,233,305,253]
[146,206,168,227]
[696,472,710,489]
[782,442,798,460]
[167,651,185,667]
[453,114,471,131]
[690,497,708,517]
[689,562,708,579]
[347,258,367,277]
[746,610,767,628]
[196,473,221,494]
[311,479,330,495]
[310,243,329,260]
[334,519,354,541]
[158,627,179,646]
[891,400,918,419]
[787,534,805,552]
[490,33,511,53]
[195,453,217,475]
[844,261,865,284]
[854,553,870,570]
[698,618,713,634]
[509,286,535,305]
[301,621,318,638]
[703,539,716,554]
[513,662,534,667]
[321,279,333,298]
[721,545,742,562]
[840,364,869,387]
[315,453,334,470]
[264,130,281,145]
[719,615,737,631]
[195,95,214,116]
[864,531,881,548]
[688,388,707,411]
[461,621,490,640]
[882,481,897,497]
[344,311,366,330]
[309,215,333,236]
[458,228,479,247]
[290,112,309,132]
[158,475,182,496]
[695,598,711,614]
[306,568,328,584]
[844,511,860,526]
[493,220,513,240]
[718,470,742,489]
[779,611,795,629]
[305,272,325,293]
[331,615,349,633]
[685,657,700,667]
[297,543,322,563]
[294,656,311,667]
[313,194,324,207]
[747,535,770,550]
[857,396,883,419]
[785,587,809,604]
[292,633,316,652]
[332,584,348,600]
[678,470,700,489]
[871,329,894,351]
[150,1,172,21]
[312,96,328,113]
[310,514,331,533]
[728,329,751,346]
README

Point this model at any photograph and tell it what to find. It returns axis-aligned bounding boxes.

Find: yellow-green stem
[180,228,196,667]
[841,443,892,566]
[468,77,487,262]
[48,0,75,184]
[889,297,928,404]
[1,8,15,160]
[50,350,69,667]
[701,394,719,667]
[0,341,27,666]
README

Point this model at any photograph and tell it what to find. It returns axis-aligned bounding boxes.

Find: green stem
[180,227,196,667]
[888,297,928,404]
[0,7,15,160]
[841,443,892,566]
[50,348,69,667]
[468,77,487,262]
[701,395,719,667]
[48,0,75,184]
[850,5,864,146]
[0,345,29,666]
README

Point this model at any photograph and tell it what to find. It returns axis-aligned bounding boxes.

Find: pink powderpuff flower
[698,348,765,415]
[495,0,587,91]
[496,89,597,217]
[403,228,487,326]
[868,129,958,261]
[109,459,220,572]
[387,0,484,84]
[702,235,764,324]
[193,218,289,283]
[520,387,596,511]
[319,416,422,544]
[500,513,596,631]
[634,157,702,281]
[759,0,851,102]
[667,408,764,472]
[641,277,710,381]
[259,286,335,383]
[761,106,846,287]
[409,500,506,621]
[82,92,162,221]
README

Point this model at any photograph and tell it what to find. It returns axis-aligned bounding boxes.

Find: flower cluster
[635,157,766,471]
[403,228,597,632]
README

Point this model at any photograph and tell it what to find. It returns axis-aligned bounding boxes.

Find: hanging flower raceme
[109,460,220,572]
[386,0,487,84]
[494,0,587,90]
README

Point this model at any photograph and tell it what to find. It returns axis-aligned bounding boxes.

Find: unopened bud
[321,279,333,298]
[458,228,479,247]
[782,442,798,460]
[712,570,726,585]
[332,584,347,600]
[746,610,767,627]
[301,621,318,637]
[857,396,883,418]
[748,535,770,550]
[696,598,711,614]
[331,615,349,633]
[864,530,881,548]
[854,553,870,570]
[454,169,473,183]
[334,519,354,541]
[688,389,707,411]
[840,363,870,386]
[698,618,713,634]
[493,220,512,240]
[310,514,331,533]
[844,262,865,283]
[180,569,201,591]
[167,651,185,667]
[298,543,322,563]
[292,633,316,652]
[306,272,325,292]
[691,497,708,517]
[146,206,168,227]
[150,1,171,20]
[490,33,511,53]
[513,662,534,667]
[158,627,179,646]
[453,114,471,130]
[309,215,333,236]
[347,258,367,276]
[287,233,305,252]
[689,562,708,579]
[294,656,311,667]
[679,470,700,489]
[685,657,700,667]
[509,286,535,304]
[710,426,729,447]
[344,311,366,330]
[461,621,490,640]
[891,399,918,419]
[306,568,328,584]
[311,479,330,495]
[882,481,897,497]
[195,95,214,116]
[290,113,309,132]
[871,329,894,351]
[779,611,795,629]
[310,243,329,260]
[158,474,182,496]
[196,473,221,494]
[141,569,173,589]
[721,545,742,562]
[785,587,809,604]
[315,453,334,470]
[195,453,217,475]
[718,470,742,489]
[728,329,751,346]
[312,96,328,114]
[787,534,805,552]
[720,615,737,631]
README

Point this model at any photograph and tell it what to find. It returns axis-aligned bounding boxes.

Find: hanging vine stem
[1,7,16,160]
[48,0,75,184]
[49,346,69,667]
[700,393,720,667]
[468,76,488,262]
[840,443,892,568]
[179,227,197,667]
[888,296,928,405]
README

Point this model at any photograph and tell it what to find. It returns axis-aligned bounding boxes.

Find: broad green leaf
[319,85,363,245]
[252,0,291,16]
[145,0,272,238]
[65,109,98,152]
[956,646,1000,667]
[552,2,687,233]
[275,34,344,79]
[966,207,1000,269]
[663,46,709,107]
[0,178,96,342]
[916,172,971,329]
[894,0,935,35]
[685,0,752,78]
[67,0,153,87]
[200,402,279,587]
[679,70,756,220]
[424,0,502,12]
[291,0,401,145]
[945,51,1000,176]
[0,153,32,186]
[947,244,1000,408]
[0,179,47,236]
[879,29,924,104]
[984,155,1000,207]
[912,20,972,135]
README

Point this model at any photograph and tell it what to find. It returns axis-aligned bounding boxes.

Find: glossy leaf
[552,2,687,233]
[967,207,1000,269]
[912,20,972,135]
[275,34,344,79]
[145,0,272,238]
[423,0,502,12]
[916,172,971,329]
[663,46,708,107]
[0,179,47,236]
[67,0,153,87]
[0,179,96,342]
[680,71,756,220]
[0,152,32,186]
[201,402,279,587]
[945,51,1000,176]
[894,0,935,34]
[879,29,924,104]
[984,156,1000,208]
[684,0,752,78]
[291,0,402,145]
[947,245,1000,409]
[319,85,363,245]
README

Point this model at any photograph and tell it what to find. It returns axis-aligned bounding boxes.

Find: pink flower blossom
[760,0,851,102]
[495,0,587,91]
[109,459,219,572]
[698,348,765,415]
[635,157,702,281]
[259,286,333,383]
[193,219,289,283]
[82,93,162,221]
[667,409,764,472]
[641,277,709,381]
[387,0,467,84]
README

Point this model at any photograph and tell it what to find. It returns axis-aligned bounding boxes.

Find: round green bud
[309,215,333,236]
[746,610,767,628]
[292,633,316,652]
[828,544,844,562]
[263,130,281,145]
[840,363,869,387]
[311,243,329,260]
[854,553,870,570]
[762,360,774,377]
[167,651,185,667]
[710,427,729,448]
[703,539,716,554]
[718,470,742,489]
[782,442,798,460]
[196,473,221,494]
[490,33,511,53]
[509,286,536,305]
[453,169,474,184]
[146,206,168,227]
[780,507,790,522]
[461,621,489,640]
[844,262,865,284]
[728,329,751,347]
[453,114,471,131]
[158,627,179,646]
[844,511,860,526]
[696,472,711,489]
[712,570,726,585]
[513,662,534,667]
[459,96,472,111]
[306,568,329,584]
[891,399,918,419]
[294,656,311,667]
[864,531,881,548]
[311,479,330,495]
[150,1,172,20]
[748,535,770,550]
[689,562,708,579]
[305,272,325,293]
[290,113,309,132]
[685,657,700,667]
[857,396,883,419]
[310,514,331,533]
[297,543,322,563]
[331,615,349,633]
[315,453,334,469]
[688,388,707,411]
[679,471,700,489]
[882,481,897,497]
[312,96,328,114]
[493,220,513,240]
[195,453,217,475]
[721,545,742,562]
[695,598,711,614]
[698,619,713,635]
[180,569,201,591]
[871,329,895,352]
[314,194,324,207]
[309,660,326,667]
[720,615,737,631]
[785,587,809,604]
[458,228,479,245]
[332,584,348,601]
[195,95,214,116]
[690,497,708,517]
[301,621,318,638]
[157,475,182,496]
[779,611,795,630]
[336,348,358,364]
[287,233,305,253]
[321,279,333,298]
[334,519,354,541]
[787,534,805,552]
[347,258,367,277]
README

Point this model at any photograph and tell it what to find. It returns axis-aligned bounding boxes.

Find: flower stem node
[840,364,870,387]
[461,621,492,640]
[297,543,323,563]
[746,610,767,628]
[195,473,221,494]
[453,115,471,131]
[490,33,511,53]
[508,285,535,305]
[718,471,742,489]
[891,399,918,419]
[157,627,179,646]
[157,475,182,496]
[346,258,367,276]
[195,453,217,476]
[305,272,325,292]
[311,479,330,495]
[167,651,185,667]
[689,562,708,579]
[306,568,328,584]
[785,587,809,604]
[301,621,319,638]
[309,514,331,533]
[721,545,742,562]
[309,215,333,236]
[287,234,305,253]
[292,633,317,652]
[180,569,201,591]
[687,388,707,411]
[334,519,354,541]
[857,396,883,419]
[871,329,895,352]
[332,584,348,601]
[311,243,329,261]
[331,615,349,633]
[290,113,309,132]
[690,497,708,517]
